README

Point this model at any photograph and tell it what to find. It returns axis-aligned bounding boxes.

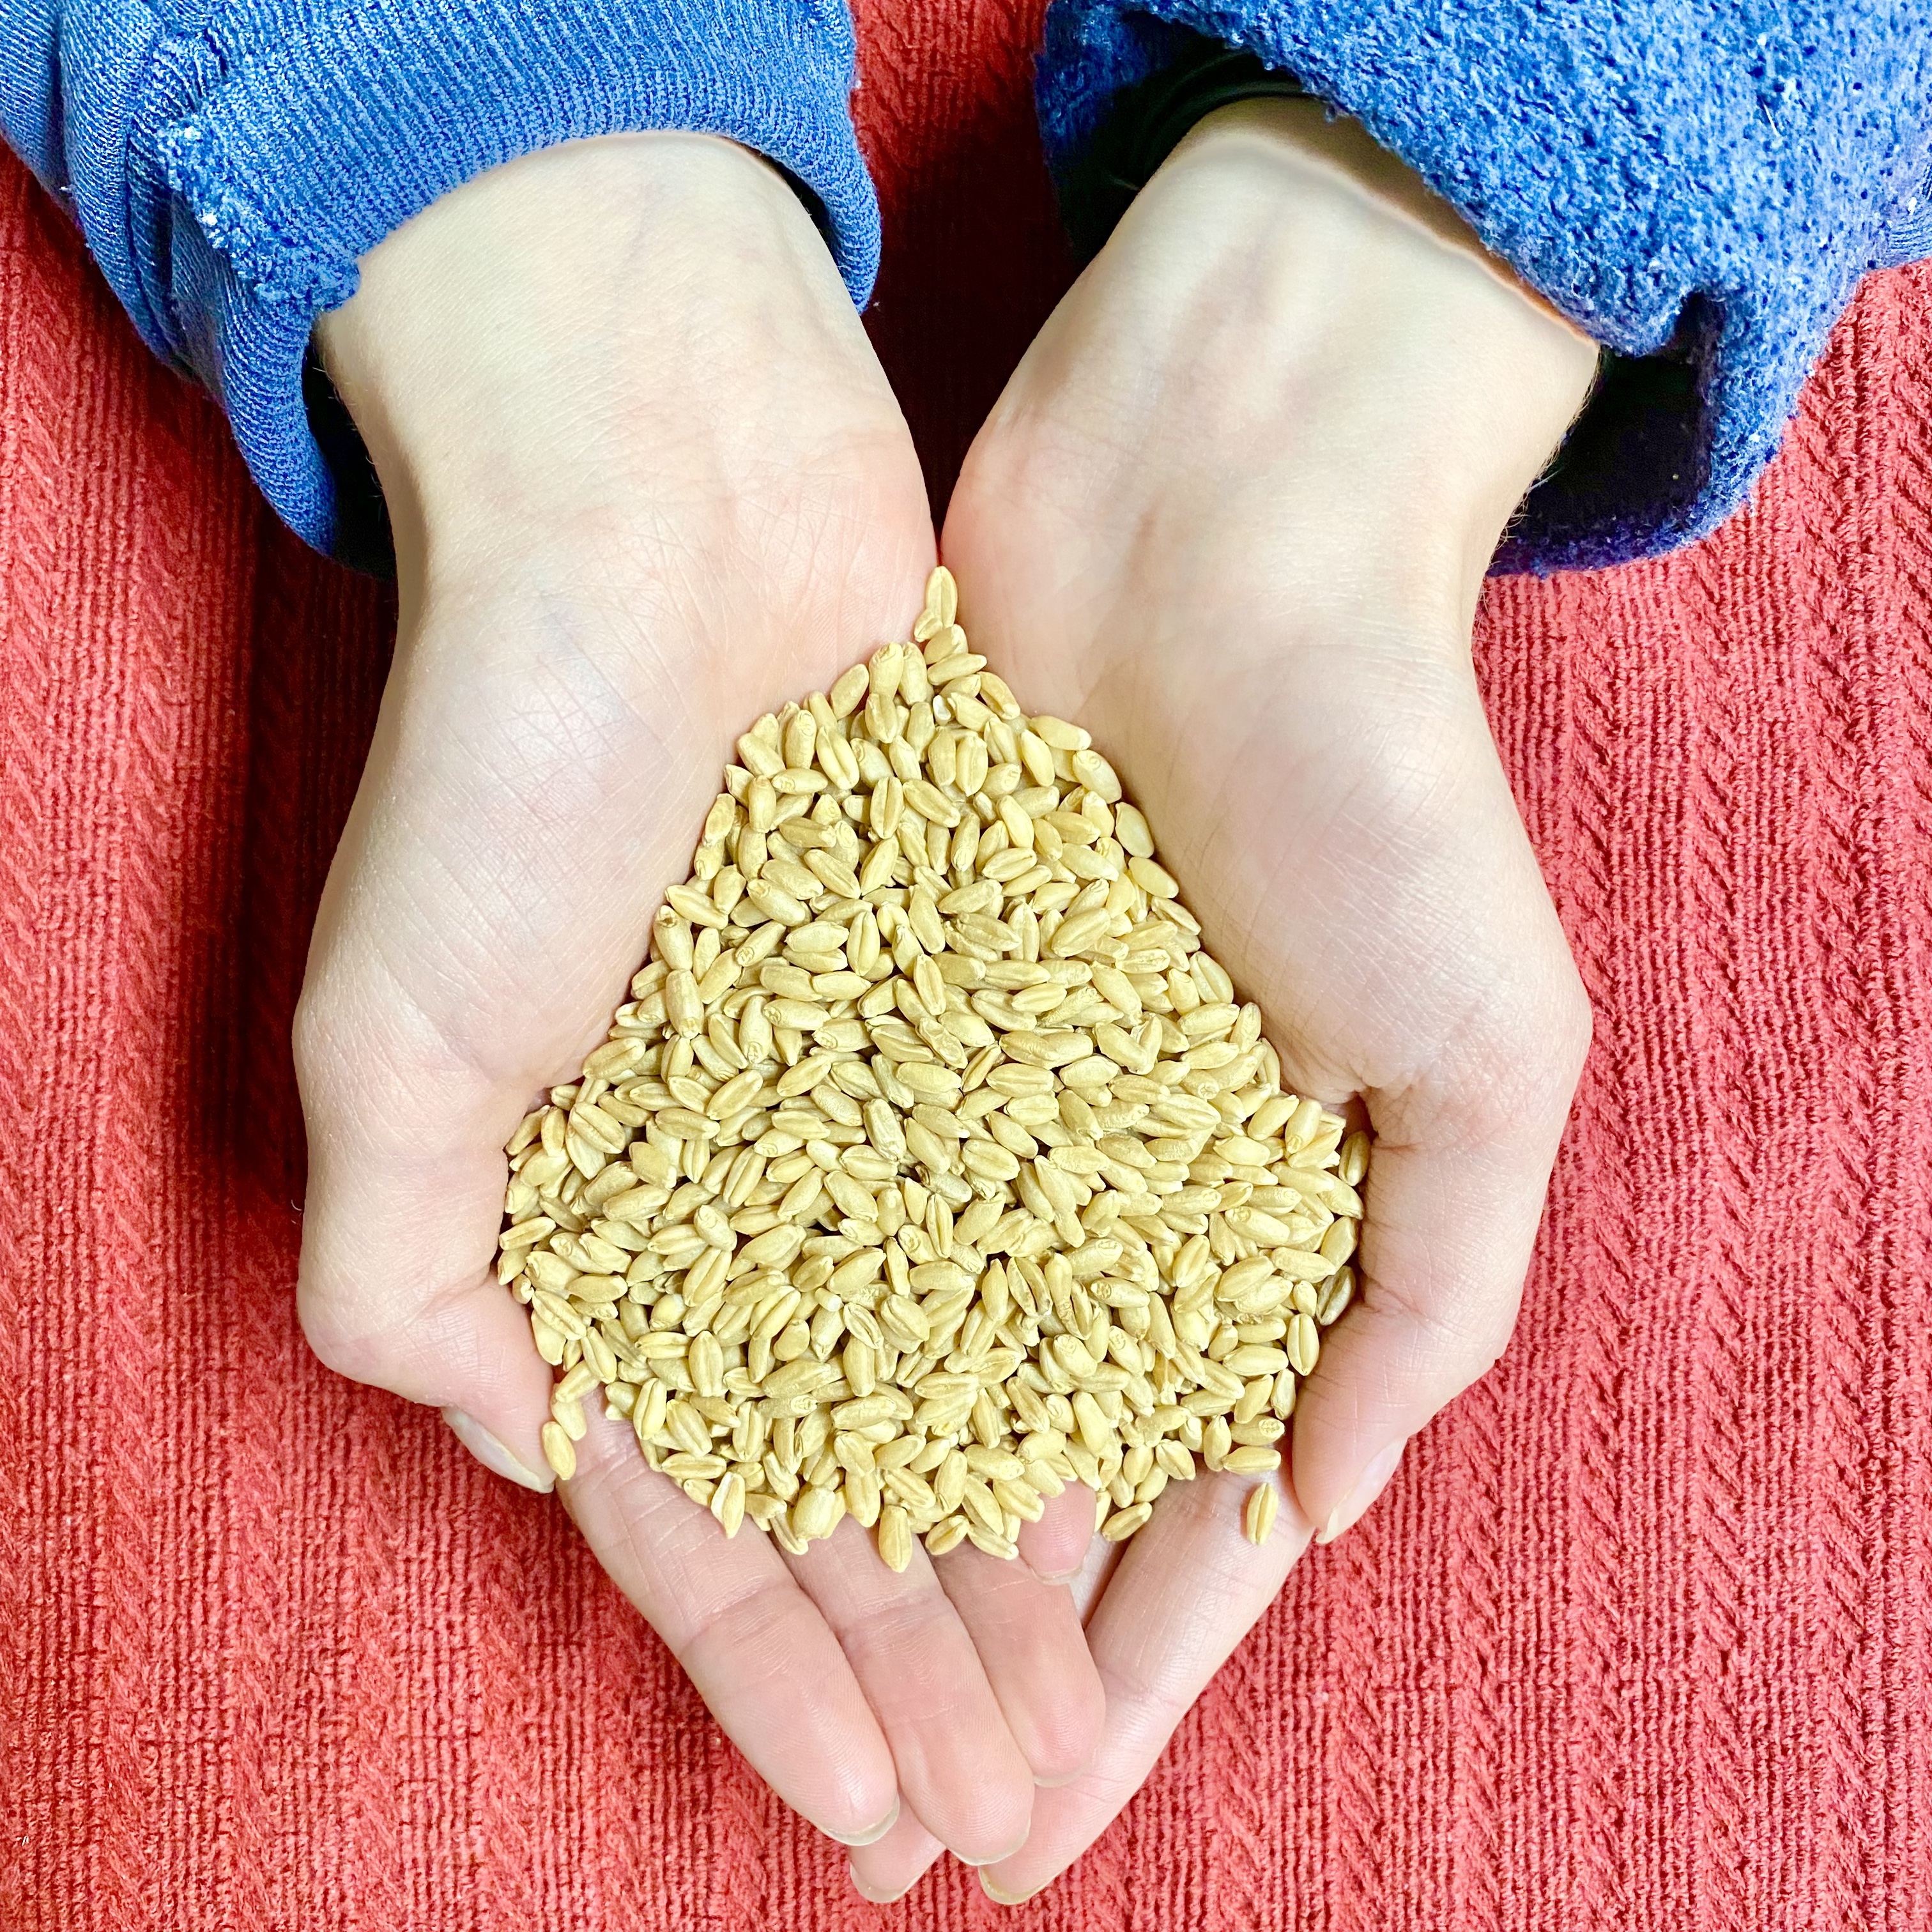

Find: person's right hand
[850,98,1602,1904]
[296,133,1105,1871]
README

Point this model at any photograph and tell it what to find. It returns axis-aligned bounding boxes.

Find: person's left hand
[844,100,1600,1904]
[296,132,1105,1877]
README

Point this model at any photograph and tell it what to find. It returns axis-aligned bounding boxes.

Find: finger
[977,1469,1313,1905]
[1016,1478,1094,1584]
[782,1517,1036,1864]
[1290,1003,1586,1542]
[932,1540,1106,1786]
[564,1407,901,1844]
[847,1805,946,1904]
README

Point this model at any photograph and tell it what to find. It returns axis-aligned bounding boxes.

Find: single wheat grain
[540,1420,576,1482]
[1242,1482,1278,1546]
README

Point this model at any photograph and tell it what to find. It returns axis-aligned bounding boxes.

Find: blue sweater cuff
[1038,5,1932,573]
[15,0,877,558]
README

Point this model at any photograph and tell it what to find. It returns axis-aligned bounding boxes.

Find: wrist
[316,134,855,582]
[1125,98,1600,612]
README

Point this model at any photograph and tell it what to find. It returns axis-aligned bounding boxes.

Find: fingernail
[1316,1439,1405,1545]
[442,1407,553,1493]
[980,1872,1038,1907]
[829,1797,899,1847]
[1034,1565,1081,1586]
[848,1864,907,1904]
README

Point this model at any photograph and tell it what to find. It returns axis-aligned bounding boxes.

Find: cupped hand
[852,100,1602,1903]
[295,134,1103,1869]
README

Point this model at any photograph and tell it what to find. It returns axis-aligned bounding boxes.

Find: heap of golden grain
[497,569,1365,1568]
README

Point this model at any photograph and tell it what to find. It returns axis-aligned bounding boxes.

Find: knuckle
[679,1568,799,1676]
[295,1250,429,1392]
[1547,968,1595,1087]
[290,970,362,1123]
[853,1589,961,1675]
[1425,1278,1523,1375]
[1356,1225,1533,1399]
[1437,969,1591,1149]
[1023,1688,1105,1786]
[296,1274,380,1383]
[288,980,330,1092]
[945,1781,1033,1866]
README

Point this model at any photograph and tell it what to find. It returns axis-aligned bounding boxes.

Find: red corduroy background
[4,4,1931,1924]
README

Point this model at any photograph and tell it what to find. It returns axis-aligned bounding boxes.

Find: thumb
[295,1015,556,1493]
[1288,1016,1588,1544]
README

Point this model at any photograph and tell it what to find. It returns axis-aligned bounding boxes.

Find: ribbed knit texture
[15,0,1932,578]
[4,1,1931,1919]
[1038,1,1932,573]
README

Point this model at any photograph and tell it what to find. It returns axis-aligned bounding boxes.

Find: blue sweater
[4,0,1929,571]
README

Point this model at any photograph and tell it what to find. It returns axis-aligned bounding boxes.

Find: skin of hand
[843,100,1602,1904]
[298,132,1106,1874]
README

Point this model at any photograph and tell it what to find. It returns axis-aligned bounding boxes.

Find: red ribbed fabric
[5,6,1931,1920]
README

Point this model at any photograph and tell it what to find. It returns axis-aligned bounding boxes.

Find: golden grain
[496,569,1364,1566]
[1287,1312,1321,1377]
[921,1516,967,1556]
[712,1471,747,1537]
[877,1505,915,1572]
[540,1421,576,1482]
[1241,1482,1278,1545]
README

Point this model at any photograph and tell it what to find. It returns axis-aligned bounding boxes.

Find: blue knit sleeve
[1036,4,1932,572]
[1,0,878,558]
